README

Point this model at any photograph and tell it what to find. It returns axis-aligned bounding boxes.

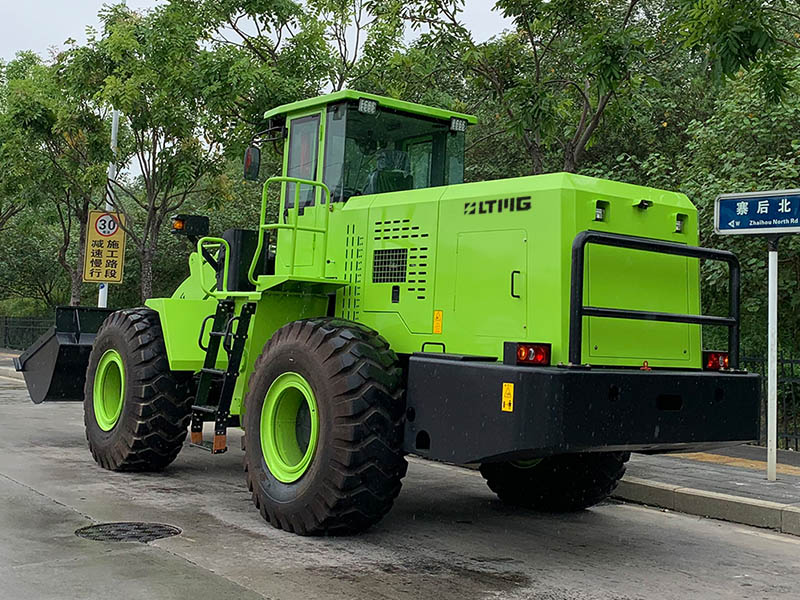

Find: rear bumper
[403,356,761,464]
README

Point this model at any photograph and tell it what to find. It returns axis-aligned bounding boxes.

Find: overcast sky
[0,1,511,62]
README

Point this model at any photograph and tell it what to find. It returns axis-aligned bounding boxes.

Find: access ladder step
[190,301,257,457]
[189,434,228,454]
[199,367,229,377]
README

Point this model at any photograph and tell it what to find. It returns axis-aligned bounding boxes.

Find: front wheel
[480,452,630,511]
[84,308,192,471]
[243,318,407,535]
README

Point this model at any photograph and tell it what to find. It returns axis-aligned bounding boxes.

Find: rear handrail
[196,237,258,299]
[569,230,740,368]
[247,176,332,285]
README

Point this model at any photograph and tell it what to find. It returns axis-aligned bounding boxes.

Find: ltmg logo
[464,196,531,215]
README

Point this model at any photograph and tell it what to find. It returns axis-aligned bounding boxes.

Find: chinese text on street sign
[82,210,126,284]
[715,189,800,235]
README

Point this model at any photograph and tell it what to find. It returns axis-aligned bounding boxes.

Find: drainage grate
[75,522,181,543]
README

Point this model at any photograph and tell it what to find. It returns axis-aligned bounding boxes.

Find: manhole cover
[75,522,181,543]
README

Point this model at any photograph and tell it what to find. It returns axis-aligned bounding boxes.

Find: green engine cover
[327,172,700,370]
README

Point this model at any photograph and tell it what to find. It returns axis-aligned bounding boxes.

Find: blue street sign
[715,189,800,235]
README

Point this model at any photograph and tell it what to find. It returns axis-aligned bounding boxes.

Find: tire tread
[243,317,406,535]
[480,452,630,512]
[84,308,191,472]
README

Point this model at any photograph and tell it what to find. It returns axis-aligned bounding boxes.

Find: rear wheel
[480,452,629,511]
[84,308,192,471]
[243,318,406,535]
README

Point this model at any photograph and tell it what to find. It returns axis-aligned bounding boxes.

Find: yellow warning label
[433,310,443,334]
[83,210,126,284]
[501,382,514,412]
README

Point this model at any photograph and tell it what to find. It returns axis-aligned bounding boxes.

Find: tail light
[703,351,729,371]
[515,343,551,366]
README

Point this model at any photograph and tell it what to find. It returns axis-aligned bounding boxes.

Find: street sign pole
[715,189,800,481]
[767,237,779,481]
[98,109,120,309]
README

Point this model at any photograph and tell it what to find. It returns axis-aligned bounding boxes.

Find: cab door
[280,111,324,273]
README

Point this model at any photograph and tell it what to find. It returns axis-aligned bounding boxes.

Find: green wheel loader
[17,91,760,535]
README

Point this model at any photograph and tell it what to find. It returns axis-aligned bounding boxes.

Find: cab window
[323,103,465,203]
[408,140,433,188]
[286,114,320,209]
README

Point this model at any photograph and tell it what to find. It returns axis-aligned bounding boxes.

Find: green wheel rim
[93,349,125,431]
[511,458,542,469]
[261,372,319,483]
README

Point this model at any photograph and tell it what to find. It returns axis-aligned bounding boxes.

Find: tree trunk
[140,224,161,302]
[69,271,82,306]
[522,131,544,175]
[140,247,154,302]
[70,209,89,306]
[563,151,577,173]
[531,149,544,175]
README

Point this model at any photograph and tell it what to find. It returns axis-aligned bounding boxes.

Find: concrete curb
[0,366,24,382]
[613,476,800,537]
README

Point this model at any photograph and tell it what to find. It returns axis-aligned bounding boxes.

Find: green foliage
[1,0,800,358]
[0,51,111,305]
[63,3,240,300]
[678,0,798,101]
[401,0,685,173]
[579,66,800,353]
[0,209,71,311]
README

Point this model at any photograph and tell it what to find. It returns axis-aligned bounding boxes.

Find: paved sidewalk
[615,446,800,536]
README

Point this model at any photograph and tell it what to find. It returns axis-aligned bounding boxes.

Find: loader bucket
[14,307,116,404]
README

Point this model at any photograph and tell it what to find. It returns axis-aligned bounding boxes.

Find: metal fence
[741,353,800,450]
[0,316,51,351]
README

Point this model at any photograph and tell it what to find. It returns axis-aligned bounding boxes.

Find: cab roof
[263,90,478,124]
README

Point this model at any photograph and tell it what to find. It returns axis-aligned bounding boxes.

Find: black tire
[84,308,192,471]
[243,318,407,535]
[479,452,630,511]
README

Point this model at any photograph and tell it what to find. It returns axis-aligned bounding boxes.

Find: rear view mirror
[243,146,261,181]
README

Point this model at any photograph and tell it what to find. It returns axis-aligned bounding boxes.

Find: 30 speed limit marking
[95,213,120,237]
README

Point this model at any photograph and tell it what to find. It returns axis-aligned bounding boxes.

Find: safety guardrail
[569,230,741,368]
[195,237,258,299]
[247,176,332,285]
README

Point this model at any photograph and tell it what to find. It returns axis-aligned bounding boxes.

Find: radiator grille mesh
[372,248,408,283]
[371,220,430,300]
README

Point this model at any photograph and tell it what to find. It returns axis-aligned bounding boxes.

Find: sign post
[99,109,120,308]
[767,237,778,481]
[715,189,800,481]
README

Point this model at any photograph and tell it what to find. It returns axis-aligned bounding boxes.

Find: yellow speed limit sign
[83,210,126,284]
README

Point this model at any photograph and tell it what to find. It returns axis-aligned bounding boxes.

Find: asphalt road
[2,375,799,600]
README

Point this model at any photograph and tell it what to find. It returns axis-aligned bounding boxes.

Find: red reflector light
[703,351,729,371]
[516,343,551,366]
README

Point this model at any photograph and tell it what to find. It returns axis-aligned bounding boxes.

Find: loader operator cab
[203,91,475,292]
[249,91,474,205]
